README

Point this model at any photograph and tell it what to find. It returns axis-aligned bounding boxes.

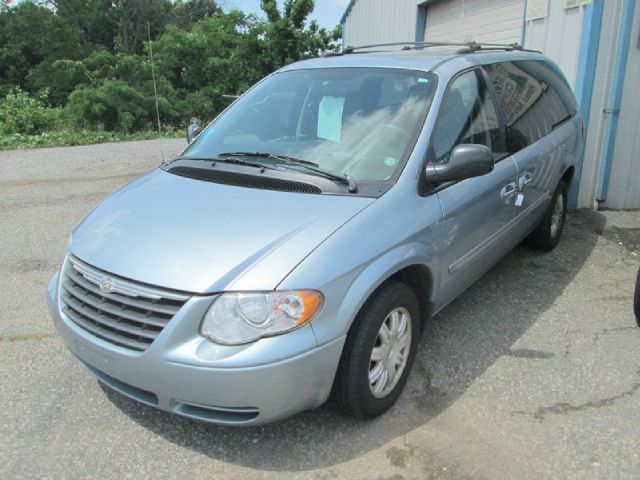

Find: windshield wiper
[163,155,215,166]
[218,152,358,193]
[168,155,276,171]
[214,157,277,171]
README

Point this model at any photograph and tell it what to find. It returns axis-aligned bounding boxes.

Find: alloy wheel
[368,307,412,399]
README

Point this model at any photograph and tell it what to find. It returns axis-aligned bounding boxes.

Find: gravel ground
[1,139,639,479]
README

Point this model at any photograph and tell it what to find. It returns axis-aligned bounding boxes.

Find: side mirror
[425,144,494,184]
[187,121,201,144]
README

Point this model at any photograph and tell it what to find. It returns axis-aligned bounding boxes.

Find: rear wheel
[525,181,568,251]
[332,281,420,418]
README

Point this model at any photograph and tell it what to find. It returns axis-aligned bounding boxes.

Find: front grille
[60,256,190,352]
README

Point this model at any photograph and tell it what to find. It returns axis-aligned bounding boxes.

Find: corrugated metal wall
[524,3,584,87]
[603,2,640,209]
[424,0,524,44]
[342,0,418,47]
[576,0,622,209]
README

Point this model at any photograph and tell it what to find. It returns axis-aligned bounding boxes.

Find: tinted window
[430,69,505,164]
[484,60,577,153]
[185,68,437,182]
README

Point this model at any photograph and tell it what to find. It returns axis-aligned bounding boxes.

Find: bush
[0,87,60,135]
[68,80,164,132]
[27,59,90,106]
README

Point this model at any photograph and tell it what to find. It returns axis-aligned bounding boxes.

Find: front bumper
[47,271,345,426]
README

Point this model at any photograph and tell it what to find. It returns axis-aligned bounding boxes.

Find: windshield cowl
[161,157,389,197]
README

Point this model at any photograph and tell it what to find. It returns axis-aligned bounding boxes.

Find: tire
[332,281,420,419]
[525,181,568,251]
[634,266,640,327]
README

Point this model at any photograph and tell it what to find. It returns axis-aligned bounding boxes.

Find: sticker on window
[317,96,345,142]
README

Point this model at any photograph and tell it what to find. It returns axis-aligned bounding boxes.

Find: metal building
[341,0,640,209]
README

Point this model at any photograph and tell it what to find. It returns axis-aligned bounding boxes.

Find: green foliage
[53,0,120,51]
[169,0,221,30]
[114,0,173,54]
[0,0,342,148]
[0,87,60,135]
[27,60,90,106]
[259,0,341,69]
[153,11,265,94]
[0,2,89,94]
[67,79,178,132]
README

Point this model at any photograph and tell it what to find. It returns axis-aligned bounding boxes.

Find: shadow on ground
[103,210,605,472]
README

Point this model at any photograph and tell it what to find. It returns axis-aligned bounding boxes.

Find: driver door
[431,68,519,307]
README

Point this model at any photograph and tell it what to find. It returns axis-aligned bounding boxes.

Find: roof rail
[333,41,540,55]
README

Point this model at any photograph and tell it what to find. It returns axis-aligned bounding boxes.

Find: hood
[70,169,373,293]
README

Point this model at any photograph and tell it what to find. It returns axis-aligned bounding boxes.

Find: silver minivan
[47,43,582,425]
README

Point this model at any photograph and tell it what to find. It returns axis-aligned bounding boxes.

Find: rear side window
[484,60,577,153]
[430,69,505,164]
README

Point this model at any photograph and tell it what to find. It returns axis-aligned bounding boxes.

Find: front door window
[430,69,505,165]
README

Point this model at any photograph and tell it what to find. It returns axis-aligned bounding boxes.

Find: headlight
[200,290,323,345]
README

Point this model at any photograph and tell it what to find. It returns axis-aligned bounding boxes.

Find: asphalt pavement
[1,139,639,479]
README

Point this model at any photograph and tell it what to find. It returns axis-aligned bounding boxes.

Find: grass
[0,129,183,150]
[2,333,55,342]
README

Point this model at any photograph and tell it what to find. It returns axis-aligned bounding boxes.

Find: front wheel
[332,281,420,419]
[525,181,568,251]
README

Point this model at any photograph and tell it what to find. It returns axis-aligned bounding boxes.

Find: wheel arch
[388,264,433,330]
[562,165,575,187]
[322,244,437,345]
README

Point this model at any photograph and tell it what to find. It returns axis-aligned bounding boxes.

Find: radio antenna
[147,22,165,162]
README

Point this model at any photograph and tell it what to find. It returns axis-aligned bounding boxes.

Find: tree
[148,7,282,121]
[0,2,88,94]
[169,0,221,30]
[259,0,341,70]
[67,78,177,132]
[0,0,344,134]
[27,59,90,105]
[113,0,172,54]
[43,0,119,51]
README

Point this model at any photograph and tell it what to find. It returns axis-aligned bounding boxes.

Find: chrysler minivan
[47,43,582,425]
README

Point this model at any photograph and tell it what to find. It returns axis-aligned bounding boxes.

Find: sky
[225,0,350,30]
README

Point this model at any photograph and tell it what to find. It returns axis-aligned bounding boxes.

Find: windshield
[184,68,437,183]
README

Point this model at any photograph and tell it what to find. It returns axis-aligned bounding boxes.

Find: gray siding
[343,0,418,47]
[603,2,640,209]
[576,0,621,209]
[572,0,640,210]
[424,0,524,44]
[524,2,584,88]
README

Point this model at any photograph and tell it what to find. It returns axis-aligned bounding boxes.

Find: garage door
[425,0,525,45]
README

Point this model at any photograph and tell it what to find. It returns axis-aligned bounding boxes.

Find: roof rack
[330,41,540,56]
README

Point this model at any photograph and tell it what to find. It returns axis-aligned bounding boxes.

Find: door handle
[518,172,533,189]
[500,182,517,201]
